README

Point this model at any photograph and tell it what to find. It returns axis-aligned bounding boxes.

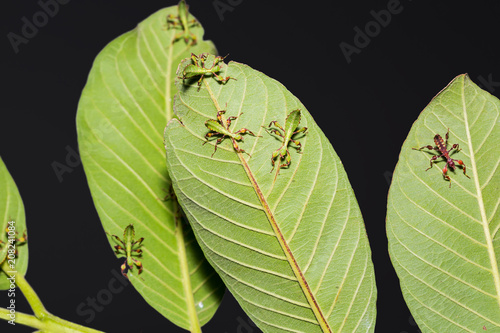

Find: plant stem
[13,269,47,318]
[0,308,44,330]
[1,264,104,332]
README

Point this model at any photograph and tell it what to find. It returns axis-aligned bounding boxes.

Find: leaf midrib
[461,78,500,310]
[203,77,332,333]
[164,32,203,331]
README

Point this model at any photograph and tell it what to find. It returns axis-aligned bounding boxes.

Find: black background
[1,0,499,332]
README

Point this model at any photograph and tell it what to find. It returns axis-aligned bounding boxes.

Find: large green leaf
[76,5,224,330]
[387,74,500,331]
[0,156,27,289]
[164,55,377,332]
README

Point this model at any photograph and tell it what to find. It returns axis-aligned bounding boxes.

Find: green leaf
[0,156,27,289]
[164,55,377,332]
[387,74,500,331]
[76,6,223,330]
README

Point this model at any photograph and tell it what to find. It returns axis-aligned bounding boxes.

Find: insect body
[204,109,260,157]
[166,0,200,45]
[181,53,235,90]
[413,128,470,187]
[0,226,27,266]
[110,224,144,279]
[263,109,308,174]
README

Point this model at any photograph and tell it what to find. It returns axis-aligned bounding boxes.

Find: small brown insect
[413,128,470,187]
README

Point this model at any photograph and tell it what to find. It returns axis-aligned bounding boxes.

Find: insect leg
[199,53,208,66]
[204,131,220,142]
[448,143,461,156]
[120,261,129,279]
[112,241,126,256]
[186,19,199,27]
[131,248,143,256]
[17,231,27,244]
[216,110,226,123]
[212,54,228,66]
[231,139,250,156]
[290,139,303,152]
[235,128,260,137]
[269,149,281,172]
[263,127,284,139]
[133,237,144,251]
[131,258,144,275]
[185,33,197,46]
[111,234,122,243]
[212,73,234,84]
[268,149,281,172]
[166,15,181,28]
[231,139,241,152]
[173,31,186,43]
[190,53,200,64]
[210,137,225,157]
[268,121,284,132]
[276,150,292,174]
[426,154,443,171]
[196,74,205,91]
[226,116,238,128]
[292,127,308,136]
[282,150,292,168]
[441,164,452,187]
[113,244,125,254]
[413,145,438,151]
[454,159,471,179]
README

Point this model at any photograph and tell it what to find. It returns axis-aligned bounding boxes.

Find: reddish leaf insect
[413,128,470,187]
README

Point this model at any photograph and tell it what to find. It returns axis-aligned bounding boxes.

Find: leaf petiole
[0,264,104,333]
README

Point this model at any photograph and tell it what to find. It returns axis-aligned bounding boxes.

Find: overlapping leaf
[387,74,500,331]
[164,56,377,332]
[0,156,27,289]
[76,6,223,330]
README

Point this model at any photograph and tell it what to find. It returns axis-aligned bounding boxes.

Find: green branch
[0,308,44,330]
[1,265,104,333]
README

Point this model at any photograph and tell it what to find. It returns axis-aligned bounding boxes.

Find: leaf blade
[387,74,500,331]
[0,156,27,289]
[165,56,377,332]
[76,6,223,330]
